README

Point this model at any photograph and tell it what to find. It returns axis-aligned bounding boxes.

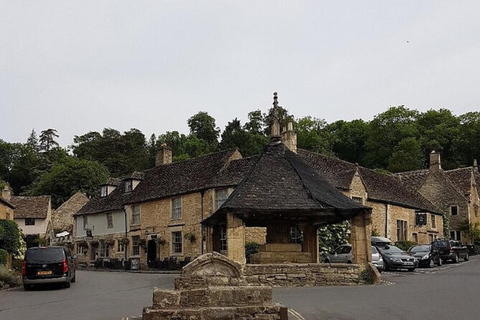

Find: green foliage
[394,241,417,252]
[296,116,333,154]
[0,249,8,266]
[459,221,480,243]
[245,242,260,263]
[0,220,21,254]
[387,137,424,172]
[318,221,350,258]
[188,111,220,149]
[358,269,373,284]
[26,157,109,208]
[219,118,269,157]
[0,265,20,288]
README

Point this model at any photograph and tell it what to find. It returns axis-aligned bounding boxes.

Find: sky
[1,1,480,147]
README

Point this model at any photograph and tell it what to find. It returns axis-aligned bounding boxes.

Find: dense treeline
[1,106,480,208]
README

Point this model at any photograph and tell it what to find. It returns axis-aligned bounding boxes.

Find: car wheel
[453,254,459,263]
[464,253,469,261]
[71,272,76,283]
[23,284,32,291]
[429,259,435,268]
[64,281,71,288]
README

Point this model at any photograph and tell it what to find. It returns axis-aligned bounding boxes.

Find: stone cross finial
[271,92,281,137]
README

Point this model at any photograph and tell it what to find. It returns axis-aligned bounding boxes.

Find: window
[428,234,434,243]
[172,231,182,254]
[101,186,107,197]
[397,220,408,241]
[172,197,181,220]
[25,218,35,226]
[352,197,363,204]
[215,189,230,210]
[132,205,140,225]
[106,212,114,229]
[117,240,125,253]
[450,205,458,216]
[431,214,436,228]
[450,230,461,241]
[412,233,418,243]
[125,181,132,193]
[220,226,227,253]
[99,240,109,258]
[83,216,88,230]
[132,236,140,256]
[76,244,86,255]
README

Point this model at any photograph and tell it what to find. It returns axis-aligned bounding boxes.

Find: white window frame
[125,180,133,193]
[106,212,114,229]
[430,214,436,229]
[99,240,109,258]
[101,186,108,197]
[132,205,140,225]
[397,220,408,241]
[172,231,183,254]
[132,236,140,256]
[172,197,182,220]
[117,240,125,253]
[215,189,230,210]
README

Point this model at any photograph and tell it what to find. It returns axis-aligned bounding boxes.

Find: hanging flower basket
[184,232,196,243]
[119,237,130,245]
[105,239,115,247]
[78,240,88,247]
[157,237,166,246]
[139,238,147,247]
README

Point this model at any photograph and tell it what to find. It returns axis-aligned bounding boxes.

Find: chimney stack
[281,121,297,153]
[429,151,441,172]
[2,185,12,201]
[156,144,172,166]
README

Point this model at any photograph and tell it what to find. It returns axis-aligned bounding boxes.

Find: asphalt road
[1,257,478,320]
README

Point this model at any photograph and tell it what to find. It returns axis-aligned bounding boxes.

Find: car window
[26,247,65,263]
[371,246,378,254]
[378,245,404,254]
[410,245,430,253]
[340,246,352,254]
[433,240,448,247]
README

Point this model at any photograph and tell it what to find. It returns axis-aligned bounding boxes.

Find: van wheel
[453,254,459,263]
[71,272,76,283]
[464,253,469,261]
[437,258,443,266]
[429,259,435,268]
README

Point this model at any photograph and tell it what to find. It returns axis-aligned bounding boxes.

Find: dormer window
[125,180,133,193]
[100,186,108,197]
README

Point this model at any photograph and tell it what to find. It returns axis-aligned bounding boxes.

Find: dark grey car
[377,245,418,272]
[22,246,76,290]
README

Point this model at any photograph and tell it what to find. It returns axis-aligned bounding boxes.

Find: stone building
[10,195,53,242]
[0,186,15,221]
[297,150,444,244]
[52,192,89,234]
[397,152,480,243]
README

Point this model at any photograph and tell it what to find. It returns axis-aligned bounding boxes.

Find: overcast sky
[1,1,480,147]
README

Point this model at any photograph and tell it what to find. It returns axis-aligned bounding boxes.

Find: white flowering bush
[318,221,350,259]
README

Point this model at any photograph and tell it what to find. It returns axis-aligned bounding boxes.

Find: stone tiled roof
[205,141,370,225]
[101,178,122,186]
[395,169,429,191]
[445,167,478,196]
[298,150,441,214]
[10,196,51,219]
[123,171,145,181]
[127,149,247,204]
[76,182,131,215]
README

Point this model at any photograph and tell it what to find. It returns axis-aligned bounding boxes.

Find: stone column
[350,211,372,267]
[205,226,213,253]
[226,212,246,264]
[302,225,319,263]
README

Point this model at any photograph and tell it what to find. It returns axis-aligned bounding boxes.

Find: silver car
[324,244,383,272]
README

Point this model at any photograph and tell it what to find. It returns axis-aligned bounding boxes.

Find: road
[1,257,478,320]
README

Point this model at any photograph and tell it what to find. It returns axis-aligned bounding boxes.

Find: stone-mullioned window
[132,205,140,225]
[397,220,407,241]
[172,197,182,220]
[172,231,182,254]
[215,189,229,210]
[132,236,140,256]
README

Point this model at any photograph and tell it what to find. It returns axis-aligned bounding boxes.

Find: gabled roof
[445,167,480,196]
[55,192,89,216]
[127,149,251,204]
[298,150,441,214]
[76,181,131,215]
[204,141,370,226]
[10,196,51,219]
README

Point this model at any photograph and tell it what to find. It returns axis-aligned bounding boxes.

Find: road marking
[289,308,306,320]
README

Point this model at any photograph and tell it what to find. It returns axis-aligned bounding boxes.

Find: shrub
[245,242,260,263]
[0,249,8,266]
[0,265,20,288]
[358,269,373,284]
[0,220,21,253]
[395,240,417,252]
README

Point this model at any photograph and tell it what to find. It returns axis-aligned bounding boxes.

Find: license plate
[37,270,52,275]
[404,262,413,266]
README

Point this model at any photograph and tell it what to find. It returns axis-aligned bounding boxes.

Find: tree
[387,137,424,172]
[295,116,333,154]
[458,112,480,165]
[262,106,294,136]
[0,220,21,254]
[39,129,59,153]
[244,110,265,134]
[187,111,220,150]
[326,120,368,164]
[219,118,269,156]
[27,157,110,208]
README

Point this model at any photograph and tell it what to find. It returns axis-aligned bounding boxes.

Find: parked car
[431,239,469,263]
[22,246,76,290]
[408,244,442,268]
[376,244,418,272]
[324,244,384,272]
[371,236,391,247]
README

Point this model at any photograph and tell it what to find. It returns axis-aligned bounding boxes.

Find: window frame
[430,214,436,229]
[83,216,88,230]
[396,220,408,241]
[172,197,182,220]
[117,240,125,253]
[106,212,114,229]
[99,240,109,258]
[100,185,108,197]
[172,231,183,254]
[125,180,133,193]
[450,205,458,216]
[220,226,228,253]
[132,236,140,256]
[132,205,140,225]
[25,218,35,226]
[215,189,230,211]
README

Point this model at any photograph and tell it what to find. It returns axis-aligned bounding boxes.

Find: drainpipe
[201,190,205,254]
[385,204,389,238]
[123,206,128,270]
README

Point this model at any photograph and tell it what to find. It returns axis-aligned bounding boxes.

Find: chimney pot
[156,144,172,166]
[429,151,441,172]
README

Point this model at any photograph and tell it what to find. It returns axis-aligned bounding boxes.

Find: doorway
[147,240,157,268]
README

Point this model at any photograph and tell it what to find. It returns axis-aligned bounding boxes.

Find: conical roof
[203,139,369,226]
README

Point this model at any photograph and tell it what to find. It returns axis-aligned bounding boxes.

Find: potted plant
[157,237,166,246]
[184,232,196,243]
[118,237,130,246]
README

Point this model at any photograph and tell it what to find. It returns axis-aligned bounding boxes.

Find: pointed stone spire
[270,92,281,139]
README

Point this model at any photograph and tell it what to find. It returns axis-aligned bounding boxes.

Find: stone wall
[53,192,88,232]
[244,263,360,287]
[245,227,267,244]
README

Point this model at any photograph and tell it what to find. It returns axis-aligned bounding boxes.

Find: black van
[22,246,76,290]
